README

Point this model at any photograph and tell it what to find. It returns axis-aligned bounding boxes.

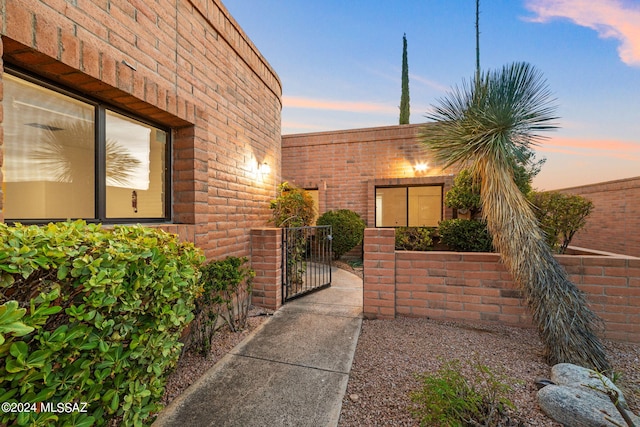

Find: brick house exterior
[2,1,637,267]
[282,124,462,228]
[1,0,282,260]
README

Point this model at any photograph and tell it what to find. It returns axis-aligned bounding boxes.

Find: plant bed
[338,317,640,426]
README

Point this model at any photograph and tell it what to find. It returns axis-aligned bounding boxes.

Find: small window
[375,185,442,227]
[2,70,170,222]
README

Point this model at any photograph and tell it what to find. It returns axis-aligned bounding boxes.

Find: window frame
[3,66,172,224]
[374,184,444,228]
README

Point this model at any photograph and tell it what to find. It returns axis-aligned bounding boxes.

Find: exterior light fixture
[258,162,271,175]
[414,162,428,173]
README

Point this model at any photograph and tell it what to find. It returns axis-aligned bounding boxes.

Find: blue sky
[223,0,640,190]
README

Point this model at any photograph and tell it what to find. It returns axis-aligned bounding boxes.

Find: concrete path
[153,266,363,427]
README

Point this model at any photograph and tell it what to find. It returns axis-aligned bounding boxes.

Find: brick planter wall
[364,228,640,343]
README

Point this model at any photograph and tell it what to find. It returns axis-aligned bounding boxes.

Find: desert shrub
[530,191,593,253]
[317,209,366,259]
[0,220,204,427]
[410,359,521,427]
[438,219,493,252]
[269,182,316,227]
[395,227,434,251]
[184,256,254,356]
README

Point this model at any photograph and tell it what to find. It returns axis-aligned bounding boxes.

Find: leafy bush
[395,227,434,251]
[184,257,254,356]
[445,169,482,219]
[410,359,521,427]
[317,209,366,259]
[438,219,493,252]
[0,220,204,426]
[269,182,316,227]
[446,159,544,219]
[530,191,594,254]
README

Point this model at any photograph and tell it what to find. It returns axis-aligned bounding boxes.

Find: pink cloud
[525,0,640,67]
[537,136,640,161]
[283,96,397,114]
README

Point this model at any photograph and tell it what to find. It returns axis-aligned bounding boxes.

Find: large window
[2,70,169,222]
[375,185,442,227]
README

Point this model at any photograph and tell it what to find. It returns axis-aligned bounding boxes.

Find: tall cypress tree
[475,0,481,82]
[399,33,410,124]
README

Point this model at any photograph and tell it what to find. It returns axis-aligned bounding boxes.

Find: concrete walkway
[153,267,363,427]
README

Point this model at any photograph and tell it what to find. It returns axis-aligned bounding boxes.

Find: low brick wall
[250,228,283,311]
[364,228,640,343]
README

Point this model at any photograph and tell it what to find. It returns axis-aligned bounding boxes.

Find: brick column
[250,228,282,311]
[363,228,396,319]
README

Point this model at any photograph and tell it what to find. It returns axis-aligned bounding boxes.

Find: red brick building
[2,1,637,265]
[282,124,462,229]
[283,125,640,259]
[1,0,282,259]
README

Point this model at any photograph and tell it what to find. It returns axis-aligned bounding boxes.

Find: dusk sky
[224,0,640,190]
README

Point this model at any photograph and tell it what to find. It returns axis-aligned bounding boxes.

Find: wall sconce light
[414,162,428,173]
[258,162,271,175]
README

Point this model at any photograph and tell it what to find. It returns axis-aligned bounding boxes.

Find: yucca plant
[420,62,610,372]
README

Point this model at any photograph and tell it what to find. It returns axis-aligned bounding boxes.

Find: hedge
[0,220,204,426]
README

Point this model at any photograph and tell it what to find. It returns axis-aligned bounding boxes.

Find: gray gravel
[338,317,640,426]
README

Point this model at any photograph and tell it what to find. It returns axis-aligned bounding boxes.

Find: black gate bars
[282,225,332,303]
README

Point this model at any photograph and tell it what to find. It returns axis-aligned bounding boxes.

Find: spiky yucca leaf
[421,62,610,372]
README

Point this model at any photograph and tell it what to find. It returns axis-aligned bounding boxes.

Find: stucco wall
[282,124,460,227]
[557,177,640,258]
[0,0,282,259]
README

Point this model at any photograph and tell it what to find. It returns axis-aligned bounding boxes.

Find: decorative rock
[537,363,640,427]
[349,394,360,402]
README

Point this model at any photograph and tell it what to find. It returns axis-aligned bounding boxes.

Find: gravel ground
[338,316,640,426]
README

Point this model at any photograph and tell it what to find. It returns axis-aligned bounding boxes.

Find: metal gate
[282,225,332,303]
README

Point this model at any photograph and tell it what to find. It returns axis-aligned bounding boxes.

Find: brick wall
[363,228,396,318]
[250,228,283,311]
[364,228,640,343]
[1,0,281,260]
[282,124,459,228]
[557,176,640,258]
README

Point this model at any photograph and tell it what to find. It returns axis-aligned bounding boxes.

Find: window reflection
[2,72,168,221]
[3,74,95,219]
[105,111,166,218]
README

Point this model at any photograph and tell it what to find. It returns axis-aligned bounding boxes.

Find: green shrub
[269,182,316,227]
[445,169,483,219]
[438,219,493,252]
[0,220,204,426]
[395,227,434,251]
[184,257,254,356]
[410,359,521,427]
[529,191,594,254]
[317,209,366,259]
